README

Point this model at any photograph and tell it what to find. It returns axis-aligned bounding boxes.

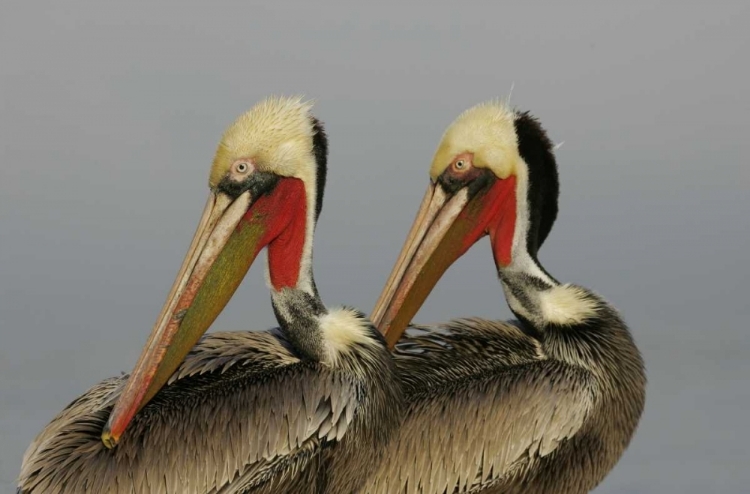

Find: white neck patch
[318,308,379,366]
[538,284,598,326]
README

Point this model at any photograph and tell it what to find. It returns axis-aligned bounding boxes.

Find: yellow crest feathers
[210,96,316,187]
[430,100,521,181]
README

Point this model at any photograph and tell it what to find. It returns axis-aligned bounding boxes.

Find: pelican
[367,102,646,493]
[18,96,401,494]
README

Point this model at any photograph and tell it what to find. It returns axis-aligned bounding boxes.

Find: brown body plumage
[19,328,398,494]
[367,101,646,493]
[18,97,402,494]
[368,310,644,493]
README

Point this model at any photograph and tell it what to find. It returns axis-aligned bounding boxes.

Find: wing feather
[365,319,595,494]
[18,331,359,494]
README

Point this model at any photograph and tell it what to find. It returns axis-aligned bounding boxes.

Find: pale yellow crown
[430,100,522,181]
[210,96,317,188]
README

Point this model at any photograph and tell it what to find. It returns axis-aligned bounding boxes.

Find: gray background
[1,1,748,492]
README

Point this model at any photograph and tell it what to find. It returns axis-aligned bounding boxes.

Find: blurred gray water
[1,1,748,492]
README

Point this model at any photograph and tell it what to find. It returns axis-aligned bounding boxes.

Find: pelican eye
[236,162,250,174]
[452,159,473,173]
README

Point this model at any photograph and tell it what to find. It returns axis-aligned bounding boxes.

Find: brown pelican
[367,102,646,493]
[18,96,401,494]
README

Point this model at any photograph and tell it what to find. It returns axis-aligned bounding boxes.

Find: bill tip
[101,426,120,449]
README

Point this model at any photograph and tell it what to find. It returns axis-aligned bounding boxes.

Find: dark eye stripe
[217,171,280,200]
[438,166,493,196]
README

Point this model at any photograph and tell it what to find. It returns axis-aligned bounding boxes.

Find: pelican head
[102,96,328,448]
[372,101,559,347]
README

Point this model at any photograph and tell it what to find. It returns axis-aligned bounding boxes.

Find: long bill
[102,190,264,448]
[372,176,516,349]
